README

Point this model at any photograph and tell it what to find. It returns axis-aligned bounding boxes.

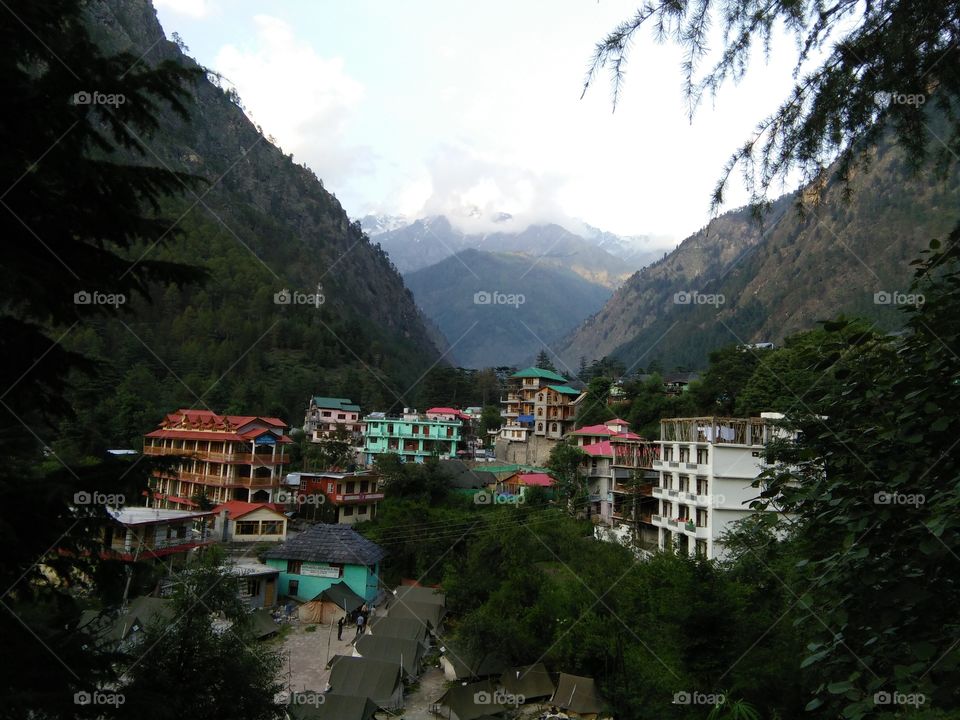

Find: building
[303,396,364,442]
[362,409,462,464]
[496,368,585,464]
[652,412,791,559]
[569,419,659,542]
[502,471,555,500]
[285,470,383,524]
[663,371,700,394]
[212,500,288,542]
[263,523,384,604]
[143,409,293,508]
[101,507,215,566]
[227,561,280,609]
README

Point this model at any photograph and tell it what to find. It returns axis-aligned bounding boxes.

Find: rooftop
[107,507,212,526]
[264,523,385,565]
[511,367,568,382]
[546,384,582,396]
[310,396,361,412]
[212,500,286,520]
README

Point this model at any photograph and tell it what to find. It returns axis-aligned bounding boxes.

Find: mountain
[375,215,661,289]
[405,249,612,368]
[558,132,960,371]
[65,0,441,450]
[359,213,409,236]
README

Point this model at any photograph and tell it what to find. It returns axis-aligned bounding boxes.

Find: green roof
[311,396,360,412]
[511,367,567,382]
[547,384,581,395]
[472,464,549,474]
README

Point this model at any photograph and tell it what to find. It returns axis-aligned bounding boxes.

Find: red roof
[212,500,286,520]
[426,407,471,420]
[613,431,644,440]
[608,418,631,425]
[582,441,614,457]
[147,409,289,439]
[571,424,615,436]
[517,472,554,487]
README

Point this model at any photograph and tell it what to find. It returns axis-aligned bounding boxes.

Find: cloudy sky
[154,0,805,244]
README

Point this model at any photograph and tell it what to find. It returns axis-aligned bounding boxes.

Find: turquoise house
[263,524,384,604]
[363,411,462,465]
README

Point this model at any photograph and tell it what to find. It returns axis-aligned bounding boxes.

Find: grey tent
[440,646,510,681]
[384,599,445,628]
[434,679,507,720]
[368,616,429,644]
[287,692,377,720]
[499,662,555,700]
[249,608,279,639]
[391,585,446,608]
[79,597,175,644]
[353,634,423,678]
[326,655,403,710]
[439,459,488,490]
[552,673,604,716]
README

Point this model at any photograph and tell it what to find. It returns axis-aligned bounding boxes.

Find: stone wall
[494,435,560,466]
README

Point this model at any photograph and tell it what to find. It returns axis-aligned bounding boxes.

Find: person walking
[337,615,344,641]
[355,612,365,639]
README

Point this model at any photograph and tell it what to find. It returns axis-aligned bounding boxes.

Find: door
[264,577,276,607]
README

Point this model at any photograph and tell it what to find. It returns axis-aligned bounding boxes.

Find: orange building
[143,409,293,508]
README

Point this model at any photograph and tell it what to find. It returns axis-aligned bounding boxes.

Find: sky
[153,0,807,245]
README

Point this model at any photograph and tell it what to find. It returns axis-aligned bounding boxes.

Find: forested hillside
[59,0,442,454]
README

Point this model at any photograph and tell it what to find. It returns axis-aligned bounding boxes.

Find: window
[358,505,368,515]
[346,482,356,493]
[322,411,331,417]
[176,525,187,539]
[337,414,345,420]
[695,540,707,558]
[343,506,354,516]
[288,579,299,596]
[240,579,260,598]
[287,560,302,574]
[261,521,282,535]
[537,423,543,432]
[551,423,557,432]
[360,481,369,493]
[236,521,259,535]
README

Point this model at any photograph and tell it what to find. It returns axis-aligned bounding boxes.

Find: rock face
[559,135,960,370]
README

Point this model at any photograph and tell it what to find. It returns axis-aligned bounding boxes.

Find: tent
[249,608,279,639]
[368,616,429,645]
[552,673,604,717]
[78,597,175,644]
[326,655,403,710]
[390,585,446,608]
[298,581,365,624]
[287,692,378,720]
[440,646,510,681]
[499,662,555,700]
[353,634,423,678]
[383,599,445,629]
[434,679,508,720]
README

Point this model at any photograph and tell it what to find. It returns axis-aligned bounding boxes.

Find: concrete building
[303,396,364,442]
[211,500,288,542]
[286,470,384,524]
[101,507,215,567]
[362,409,462,464]
[652,412,790,559]
[143,409,292,507]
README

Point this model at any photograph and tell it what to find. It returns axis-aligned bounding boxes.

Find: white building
[652,412,791,559]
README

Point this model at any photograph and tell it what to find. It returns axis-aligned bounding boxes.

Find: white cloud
[153,0,215,20]
[213,15,371,187]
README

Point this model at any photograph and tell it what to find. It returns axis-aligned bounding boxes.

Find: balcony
[331,492,384,505]
[652,486,666,498]
[651,514,665,526]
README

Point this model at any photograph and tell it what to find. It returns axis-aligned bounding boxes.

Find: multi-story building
[143,409,293,508]
[570,419,659,540]
[652,412,790,559]
[303,396,364,442]
[286,470,384,524]
[362,409,462,464]
[102,507,215,566]
[496,368,584,464]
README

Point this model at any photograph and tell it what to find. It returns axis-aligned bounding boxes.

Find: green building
[263,524,384,603]
[362,410,462,464]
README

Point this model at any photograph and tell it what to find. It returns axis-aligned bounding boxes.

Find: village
[79,366,796,719]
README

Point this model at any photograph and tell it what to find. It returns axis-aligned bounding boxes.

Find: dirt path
[275,620,367,694]
[396,666,447,719]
